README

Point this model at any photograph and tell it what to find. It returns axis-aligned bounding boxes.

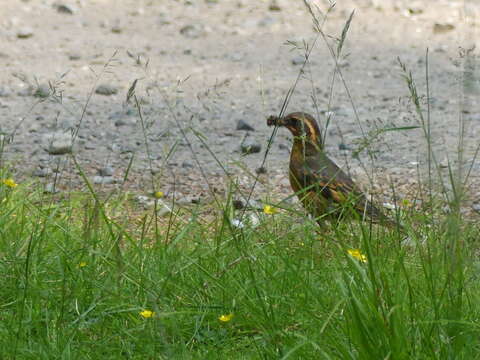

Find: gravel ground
[1,0,479,212]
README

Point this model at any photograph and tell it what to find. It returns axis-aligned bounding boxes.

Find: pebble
[433,23,455,34]
[55,3,76,14]
[241,139,261,155]
[44,183,59,194]
[180,24,205,39]
[236,119,255,131]
[0,86,11,97]
[291,56,305,65]
[95,84,118,96]
[181,160,194,168]
[33,167,52,177]
[33,84,50,98]
[45,132,73,155]
[255,166,267,174]
[68,52,81,60]
[110,111,136,126]
[473,203,480,213]
[111,25,122,34]
[268,0,281,11]
[17,27,34,39]
[98,166,114,177]
[93,176,115,184]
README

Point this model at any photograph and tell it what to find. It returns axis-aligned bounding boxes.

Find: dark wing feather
[297,153,387,221]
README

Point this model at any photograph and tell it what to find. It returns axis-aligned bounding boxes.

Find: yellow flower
[78,261,87,268]
[2,178,18,188]
[154,191,164,199]
[139,309,155,318]
[402,199,411,207]
[347,249,367,263]
[218,313,234,322]
[263,205,277,215]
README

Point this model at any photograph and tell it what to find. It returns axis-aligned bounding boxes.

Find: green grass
[1,178,479,359]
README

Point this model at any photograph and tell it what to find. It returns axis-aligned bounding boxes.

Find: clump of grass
[0,172,479,358]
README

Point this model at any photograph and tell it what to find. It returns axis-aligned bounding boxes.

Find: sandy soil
[0,0,479,210]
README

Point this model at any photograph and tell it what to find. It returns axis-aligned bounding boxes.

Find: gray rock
[0,86,11,97]
[68,52,81,60]
[473,203,480,213]
[98,166,114,177]
[55,3,76,14]
[180,24,205,39]
[236,119,255,131]
[44,183,59,194]
[45,132,73,155]
[291,56,305,65]
[95,84,118,96]
[433,23,455,34]
[181,160,194,168]
[111,25,122,34]
[17,27,34,39]
[112,115,136,127]
[268,0,281,11]
[33,167,52,177]
[241,139,261,155]
[33,84,50,98]
[93,176,115,184]
[255,166,267,174]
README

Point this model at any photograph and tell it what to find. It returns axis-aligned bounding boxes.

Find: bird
[267,112,399,228]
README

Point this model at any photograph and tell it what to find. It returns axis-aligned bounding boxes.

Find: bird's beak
[266,115,285,127]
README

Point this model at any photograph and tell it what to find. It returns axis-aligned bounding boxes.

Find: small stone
[473,203,480,213]
[95,84,118,96]
[180,24,205,39]
[241,139,261,155]
[68,52,81,60]
[236,119,255,131]
[136,195,155,208]
[97,166,114,177]
[255,166,267,174]
[17,27,34,39]
[268,0,281,11]
[55,3,76,14]
[44,183,59,194]
[93,176,115,184]
[33,167,51,177]
[433,23,455,34]
[0,86,11,97]
[233,199,245,209]
[111,25,122,34]
[291,56,305,65]
[181,160,194,168]
[45,132,73,155]
[33,84,50,98]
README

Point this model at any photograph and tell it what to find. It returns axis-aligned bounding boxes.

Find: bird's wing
[301,154,360,204]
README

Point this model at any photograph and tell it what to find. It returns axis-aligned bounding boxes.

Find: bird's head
[267,112,322,146]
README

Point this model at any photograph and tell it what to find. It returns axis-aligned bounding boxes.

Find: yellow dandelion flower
[2,178,18,188]
[154,191,164,199]
[218,313,234,322]
[78,261,87,268]
[263,205,277,215]
[139,309,155,318]
[347,249,367,263]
